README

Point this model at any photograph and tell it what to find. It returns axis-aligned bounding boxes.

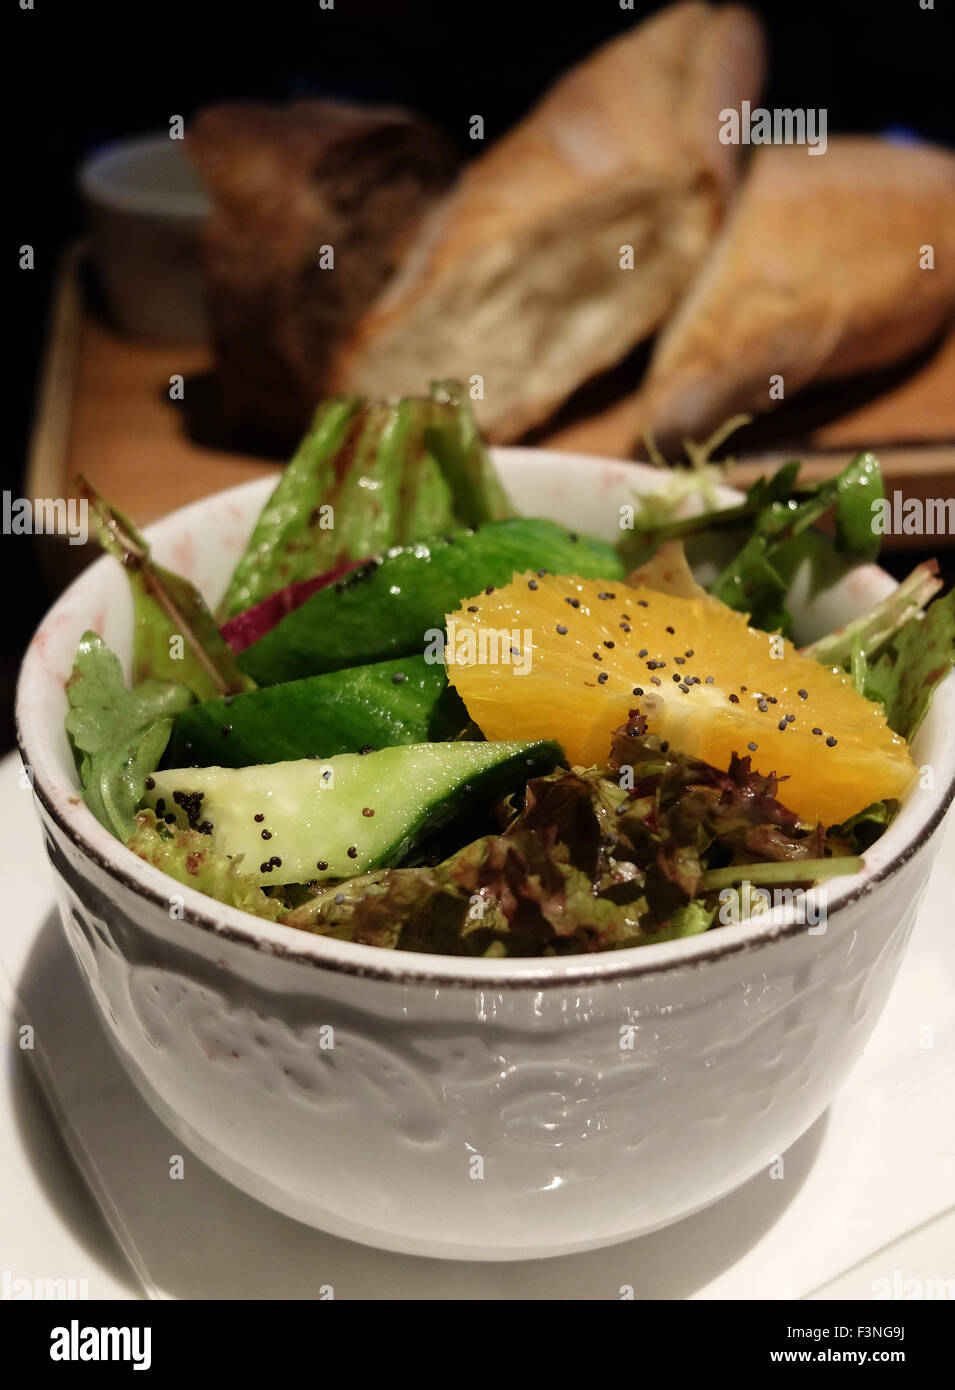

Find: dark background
[6,0,955,745]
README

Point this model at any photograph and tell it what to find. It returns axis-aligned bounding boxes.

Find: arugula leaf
[737,453,881,558]
[621,453,886,636]
[708,534,793,635]
[862,589,955,741]
[834,452,884,560]
[66,632,194,839]
[218,385,514,620]
[79,479,253,701]
[617,458,801,571]
[708,453,884,634]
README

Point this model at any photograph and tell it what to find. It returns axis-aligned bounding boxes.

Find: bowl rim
[77,132,211,221]
[16,454,955,988]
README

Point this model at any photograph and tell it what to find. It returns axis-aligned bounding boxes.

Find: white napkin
[1,752,952,1299]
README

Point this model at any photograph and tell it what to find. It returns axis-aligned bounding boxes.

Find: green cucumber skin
[349,740,562,879]
[148,739,561,886]
[238,518,624,685]
[163,655,466,769]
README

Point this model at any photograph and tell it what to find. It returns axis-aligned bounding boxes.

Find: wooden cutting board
[27,246,955,552]
[27,246,279,530]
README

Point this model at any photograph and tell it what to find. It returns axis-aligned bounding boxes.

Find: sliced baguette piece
[552,137,955,456]
[329,1,767,442]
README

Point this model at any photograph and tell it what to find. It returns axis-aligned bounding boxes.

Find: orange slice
[444,573,914,825]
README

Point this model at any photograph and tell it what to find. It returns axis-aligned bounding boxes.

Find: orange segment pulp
[444,573,914,826]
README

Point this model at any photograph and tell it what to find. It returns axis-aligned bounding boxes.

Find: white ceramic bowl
[16,450,955,1260]
[78,133,211,342]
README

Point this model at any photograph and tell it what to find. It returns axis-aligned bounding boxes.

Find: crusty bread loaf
[550,137,955,456]
[187,100,459,447]
[329,2,766,442]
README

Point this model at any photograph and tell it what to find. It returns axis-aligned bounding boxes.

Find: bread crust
[187,100,458,445]
[330,2,767,441]
[555,136,955,455]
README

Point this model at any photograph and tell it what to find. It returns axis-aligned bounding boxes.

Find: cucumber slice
[164,655,466,768]
[146,740,561,886]
[238,517,624,685]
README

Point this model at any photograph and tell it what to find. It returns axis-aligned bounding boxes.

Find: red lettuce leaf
[220,559,367,653]
[282,725,835,955]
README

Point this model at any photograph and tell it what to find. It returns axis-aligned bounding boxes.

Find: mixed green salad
[63,384,954,955]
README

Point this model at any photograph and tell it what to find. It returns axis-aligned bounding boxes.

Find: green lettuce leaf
[219,384,513,620]
[617,459,802,572]
[708,453,884,635]
[621,453,885,637]
[281,725,853,954]
[828,800,898,855]
[426,380,514,525]
[126,810,284,921]
[862,589,955,741]
[801,561,943,669]
[66,632,194,839]
[79,478,253,701]
[802,570,953,743]
[282,825,654,956]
